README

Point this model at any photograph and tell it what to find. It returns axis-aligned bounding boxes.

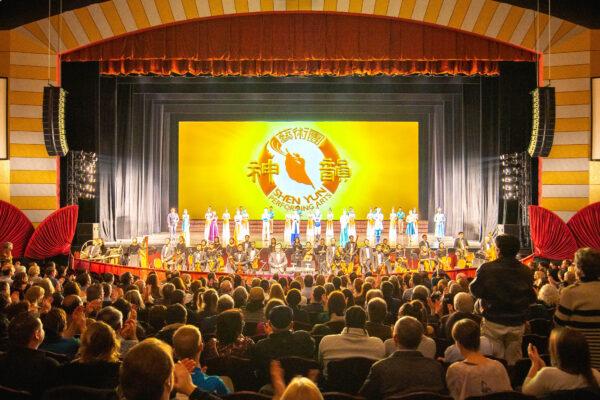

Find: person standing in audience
[523,327,600,396]
[470,234,535,365]
[555,248,600,369]
[172,325,230,396]
[360,316,445,399]
[318,306,385,375]
[446,319,511,399]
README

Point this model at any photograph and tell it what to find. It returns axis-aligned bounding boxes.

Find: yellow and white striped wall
[1,0,597,224]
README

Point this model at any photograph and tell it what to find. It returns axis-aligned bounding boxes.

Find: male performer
[326,238,337,271]
[315,238,328,274]
[167,208,179,240]
[302,242,316,272]
[261,208,271,243]
[161,238,175,268]
[306,212,315,244]
[175,235,188,270]
[269,243,288,274]
[326,208,334,243]
[396,207,406,236]
[434,207,446,240]
[389,208,398,245]
[225,238,237,258]
[229,244,247,273]
[344,235,358,264]
[242,235,252,254]
[374,207,384,244]
[373,244,391,274]
[419,234,431,259]
[291,207,301,244]
[366,208,375,243]
[88,238,107,261]
[234,207,244,243]
[247,242,259,272]
[359,239,375,274]
[454,231,469,257]
[291,239,304,269]
[192,243,208,271]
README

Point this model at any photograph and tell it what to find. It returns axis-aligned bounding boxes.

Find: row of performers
[166,206,447,247]
[115,231,495,275]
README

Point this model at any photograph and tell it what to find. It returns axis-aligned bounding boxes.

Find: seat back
[278,356,320,383]
[540,388,600,400]
[204,356,258,392]
[223,391,271,399]
[0,385,32,400]
[388,391,453,400]
[242,321,258,336]
[294,321,314,332]
[41,386,117,400]
[465,391,537,400]
[322,392,365,400]
[326,357,375,394]
[521,334,549,355]
[528,318,553,337]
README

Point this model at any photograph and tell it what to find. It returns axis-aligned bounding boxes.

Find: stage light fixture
[67,150,98,205]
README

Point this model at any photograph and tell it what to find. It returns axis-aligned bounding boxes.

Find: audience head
[165,303,187,325]
[312,286,325,304]
[453,292,475,314]
[216,309,244,344]
[286,288,302,308]
[268,305,294,332]
[232,286,248,308]
[452,319,481,353]
[574,248,600,282]
[217,294,234,313]
[9,312,44,349]
[393,316,423,350]
[97,306,124,332]
[495,234,520,259]
[538,284,560,307]
[367,297,388,324]
[173,325,202,362]
[327,290,346,317]
[549,327,599,389]
[344,305,367,329]
[40,307,67,337]
[280,376,323,400]
[80,321,120,363]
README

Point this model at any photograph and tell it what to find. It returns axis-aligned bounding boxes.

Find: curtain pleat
[529,205,578,260]
[567,202,600,249]
[0,200,35,258]
[24,206,79,260]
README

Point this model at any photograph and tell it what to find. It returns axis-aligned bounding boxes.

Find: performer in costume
[291,238,304,269]
[406,209,419,244]
[396,207,406,242]
[348,207,357,239]
[160,238,175,268]
[268,207,275,236]
[326,238,336,271]
[374,207,384,244]
[388,208,397,245]
[181,209,190,247]
[204,208,213,242]
[192,243,208,271]
[208,210,218,243]
[242,235,252,254]
[139,236,149,268]
[339,209,349,248]
[315,238,328,274]
[261,208,271,243]
[306,212,315,244]
[313,210,322,241]
[366,208,375,243]
[284,212,292,246]
[167,208,179,240]
[241,207,250,238]
[247,242,259,272]
[175,235,188,270]
[225,238,236,259]
[221,209,231,245]
[454,231,469,257]
[359,239,374,274]
[374,244,391,274]
[291,207,301,244]
[234,208,244,243]
[269,243,288,274]
[325,208,334,243]
[434,207,446,241]
[229,244,247,273]
[344,235,358,264]
[127,238,141,267]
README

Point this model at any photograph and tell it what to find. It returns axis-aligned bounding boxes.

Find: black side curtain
[98,78,171,240]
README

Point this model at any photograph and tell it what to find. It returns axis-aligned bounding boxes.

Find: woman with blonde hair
[271,360,322,400]
[269,283,286,303]
[57,321,121,389]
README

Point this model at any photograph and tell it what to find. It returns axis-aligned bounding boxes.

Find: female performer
[291,207,301,244]
[181,209,190,247]
[284,212,292,246]
[208,209,219,242]
[366,208,375,244]
[241,207,250,238]
[406,209,419,244]
[389,207,397,245]
[434,207,446,240]
[313,210,322,241]
[204,207,213,242]
[222,209,231,244]
[234,207,244,243]
[326,208,334,243]
[306,211,315,244]
[339,209,349,248]
[348,207,357,239]
[397,207,406,240]
[261,207,271,243]
[374,207,384,244]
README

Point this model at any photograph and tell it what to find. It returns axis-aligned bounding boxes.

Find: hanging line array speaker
[528,87,555,158]
[43,86,69,156]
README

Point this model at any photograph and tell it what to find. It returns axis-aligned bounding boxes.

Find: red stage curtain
[62,12,537,77]
[528,205,578,260]
[24,206,79,260]
[0,200,35,258]
[567,202,600,249]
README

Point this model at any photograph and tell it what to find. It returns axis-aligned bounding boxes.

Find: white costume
[348,208,357,239]
[269,249,288,274]
[313,210,322,240]
[366,209,375,243]
[234,210,244,242]
[204,209,213,241]
[325,209,334,242]
[261,208,271,243]
[389,209,397,245]
[241,209,250,237]
[222,210,231,244]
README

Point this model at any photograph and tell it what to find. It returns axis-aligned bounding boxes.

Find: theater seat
[223,391,271,399]
[326,357,375,394]
[0,385,32,400]
[204,356,258,392]
[41,386,117,400]
[465,391,536,400]
[527,318,553,337]
[388,392,453,400]
[539,388,600,400]
[278,356,320,384]
[521,334,549,355]
[322,392,364,400]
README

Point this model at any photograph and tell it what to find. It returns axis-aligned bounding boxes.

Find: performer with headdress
[234,207,243,243]
[434,207,446,241]
[406,209,419,244]
[221,209,231,245]
[348,207,357,239]
[181,209,190,247]
[366,208,375,244]
[167,208,179,240]
[241,207,250,238]
[261,207,271,244]
[389,208,398,245]
[291,207,301,244]
[313,210,322,242]
[374,207,384,244]
[339,209,349,248]
[306,212,315,244]
[326,208,334,243]
[208,210,219,243]
[269,206,275,236]
[204,207,213,242]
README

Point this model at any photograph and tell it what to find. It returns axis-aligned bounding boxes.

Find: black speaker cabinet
[528,87,555,157]
[74,222,99,248]
[43,86,69,156]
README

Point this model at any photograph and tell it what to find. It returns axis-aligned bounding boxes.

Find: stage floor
[106,232,481,249]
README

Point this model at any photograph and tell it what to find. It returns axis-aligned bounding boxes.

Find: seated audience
[384,301,436,358]
[319,305,385,375]
[446,319,511,399]
[287,288,310,323]
[444,292,480,340]
[172,324,230,396]
[39,307,82,358]
[365,297,392,341]
[522,327,600,396]
[359,316,445,399]
[156,303,188,345]
[203,309,255,360]
[57,321,121,389]
[311,290,346,335]
[97,305,139,354]
[243,286,267,324]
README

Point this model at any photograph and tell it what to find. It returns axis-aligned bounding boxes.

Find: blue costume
[291,210,301,243]
[339,212,349,248]
[434,211,446,239]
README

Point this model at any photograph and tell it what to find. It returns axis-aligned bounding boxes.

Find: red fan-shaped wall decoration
[528,205,578,260]
[567,202,600,250]
[0,200,35,258]
[24,205,79,260]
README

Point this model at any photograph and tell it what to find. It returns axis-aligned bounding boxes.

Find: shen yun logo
[247,127,351,211]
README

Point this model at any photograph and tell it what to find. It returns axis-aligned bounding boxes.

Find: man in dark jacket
[359,316,445,399]
[469,234,535,365]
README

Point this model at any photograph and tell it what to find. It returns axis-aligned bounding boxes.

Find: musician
[344,235,358,264]
[160,238,175,267]
[359,239,375,274]
[292,237,303,254]
[167,208,179,240]
[374,207,384,244]
[436,241,448,258]
[315,238,328,274]
[302,242,316,271]
[418,234,431,259]
[242,235,252,253]
[291,241,304,269]
[225,238,237,258]
[393,243,407,271]
[175,236,188,269]
[127,238,141,267]
[326,238,337,271]
[373,244,391,274]
[380,238,391,256]
[247,242,259,272]
[313,210,322,241]
[229,244,248,273]
[269,243,288,274]
[89,238,107,261]
[192,244,208,271]
[454,231,469,257]
[268,237,277,253]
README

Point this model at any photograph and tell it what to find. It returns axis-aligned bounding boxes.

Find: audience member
[365,297,392,341]
[204,309,255,359]
[312,290,346,335]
